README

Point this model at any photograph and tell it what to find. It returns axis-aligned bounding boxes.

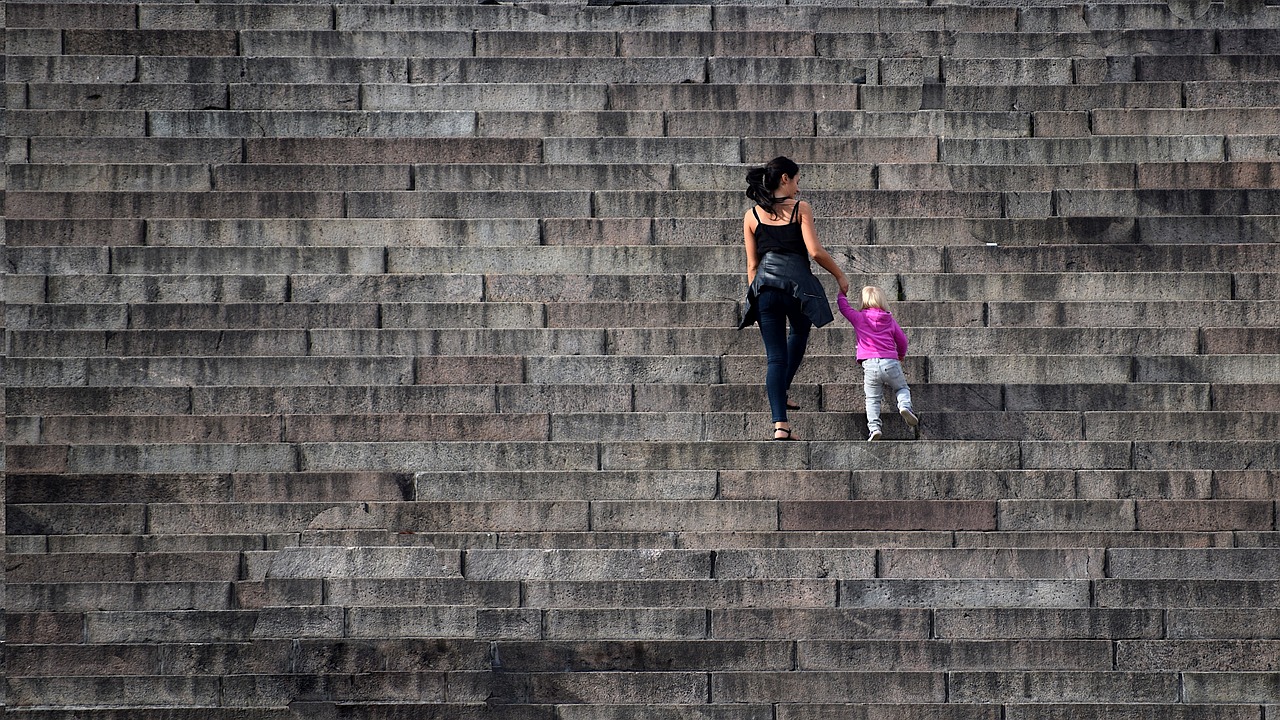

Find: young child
[837,286,919,441]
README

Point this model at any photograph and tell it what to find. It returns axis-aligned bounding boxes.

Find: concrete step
[12,215,1280,248]
[15,325,1256,358]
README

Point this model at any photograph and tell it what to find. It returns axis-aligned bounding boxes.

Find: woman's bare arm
[797,201,849,295]
[743,210,760,283]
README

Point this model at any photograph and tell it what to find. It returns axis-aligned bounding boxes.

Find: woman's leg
[756,290,790,424]
[783,299,812,392]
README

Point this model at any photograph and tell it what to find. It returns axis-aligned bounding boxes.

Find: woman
[739,156,850,440]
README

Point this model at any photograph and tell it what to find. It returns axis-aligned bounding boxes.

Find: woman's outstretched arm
[797,201,849,296]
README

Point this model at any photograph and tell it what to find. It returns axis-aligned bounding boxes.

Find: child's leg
[883,360,917,426]
[863,359,886,433]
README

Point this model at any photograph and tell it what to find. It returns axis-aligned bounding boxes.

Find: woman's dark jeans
[756,287,812,423]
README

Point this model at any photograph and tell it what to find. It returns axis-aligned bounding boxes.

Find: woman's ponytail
[744,156,800,217]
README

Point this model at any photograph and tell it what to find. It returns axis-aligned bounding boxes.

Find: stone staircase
[5,0,1280,717]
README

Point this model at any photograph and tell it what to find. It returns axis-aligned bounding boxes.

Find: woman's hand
[837,275,850,297]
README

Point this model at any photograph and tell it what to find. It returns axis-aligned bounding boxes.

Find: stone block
[1033,112,1091,137]
[129,302,377,329]
[285,413,547,443]
[8,218,144,246]
[8,190,346,219]
[14,163,211,192]
[546,301,737,329]
[1135,441,1280,470]
[712,549,873,579]
[9,2,137,28]
[140,57,408,84]
[339,4,712,32]
[1097,579,1280,608]
[345,606,475,639]
[1075,470,1213,500]
[492,671,708,705]
[1167,609,1280,639]
[1183,672,1280,703]
[729,469,1071,501]
[7,613,86,646]
[8,503,146,535]
[493,640,791,671]
[545,137,740,165]
[935,609,1163,639]
[31,138,241,164]
[1005,384,1209,413]
[7,676,221,707]
[711,671,944,703]
[242,30,471,57]
[591,500,778,532]
[1117,640,1280,671]
[478,110,667,137]
[222,671,450,705]
[998,500,1136,531]
[1186,81,1280,108]
[9,581,233,612]
[387,501,591,533]
[141,3,330,29]
[152,110,476,138]
[881,549,1104,579]
[64,29,237,56]
[879,164,1131,192]
[526,356,718,385]
[1137,55,1280,82]
[798,639,1111,671]
[193,385,495,416]
[324,578,519,609]
[10,551,241,584]
[212,164,409,192]
[608,83,858,112]
[28,82,228,111]
[227,83,359,111]
[246,138,541,164]
[413,57,705,84]
[668,111,816,138]
[709,57,874,84]
[521,579,835,608]
[7,55,136,83]
[64,443,295,474]
[1135,500,1274,531]
[1108,549,1280,579]
[474,30,615,57]
[622,30,815,57]
[942,136,1224,165]
[1213,471,1280,500]
[8,29,63,55]
[948,671,1178,703]
[778,705,998,720]
[301,442,596,473]
[420,165,669,195]
[465,549,710,581]
[544,609,708,640]
[780,501,995,531]
[309,328,603,357]
[7,246,109,275]
[347,191,589,219]
[1021,442,1134,470]
[497,384,633,414]
[291,274,482,303]
[711,608,929,640]
[88,356,411,387]
[85,609,260,643]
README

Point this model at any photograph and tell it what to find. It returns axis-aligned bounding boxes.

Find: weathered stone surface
[711,671,944,703]
[839,580,1091,608]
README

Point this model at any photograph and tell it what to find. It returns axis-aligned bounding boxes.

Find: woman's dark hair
[745,156,801,216]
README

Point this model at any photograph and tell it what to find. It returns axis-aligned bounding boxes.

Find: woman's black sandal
[772,427,797,441]
[786,400,802,410]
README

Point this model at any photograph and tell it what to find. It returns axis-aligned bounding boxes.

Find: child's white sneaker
[867,429,882,442]
[899,408,919,427]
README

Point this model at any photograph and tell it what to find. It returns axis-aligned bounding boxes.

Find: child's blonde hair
[861,285,889,310]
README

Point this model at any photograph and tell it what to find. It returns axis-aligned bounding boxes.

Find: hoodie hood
[864,308,894,330]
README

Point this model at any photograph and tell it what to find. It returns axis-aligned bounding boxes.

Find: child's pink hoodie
[837,293,909,361]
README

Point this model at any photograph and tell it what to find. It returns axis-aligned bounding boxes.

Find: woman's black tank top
[753,204,806,256]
